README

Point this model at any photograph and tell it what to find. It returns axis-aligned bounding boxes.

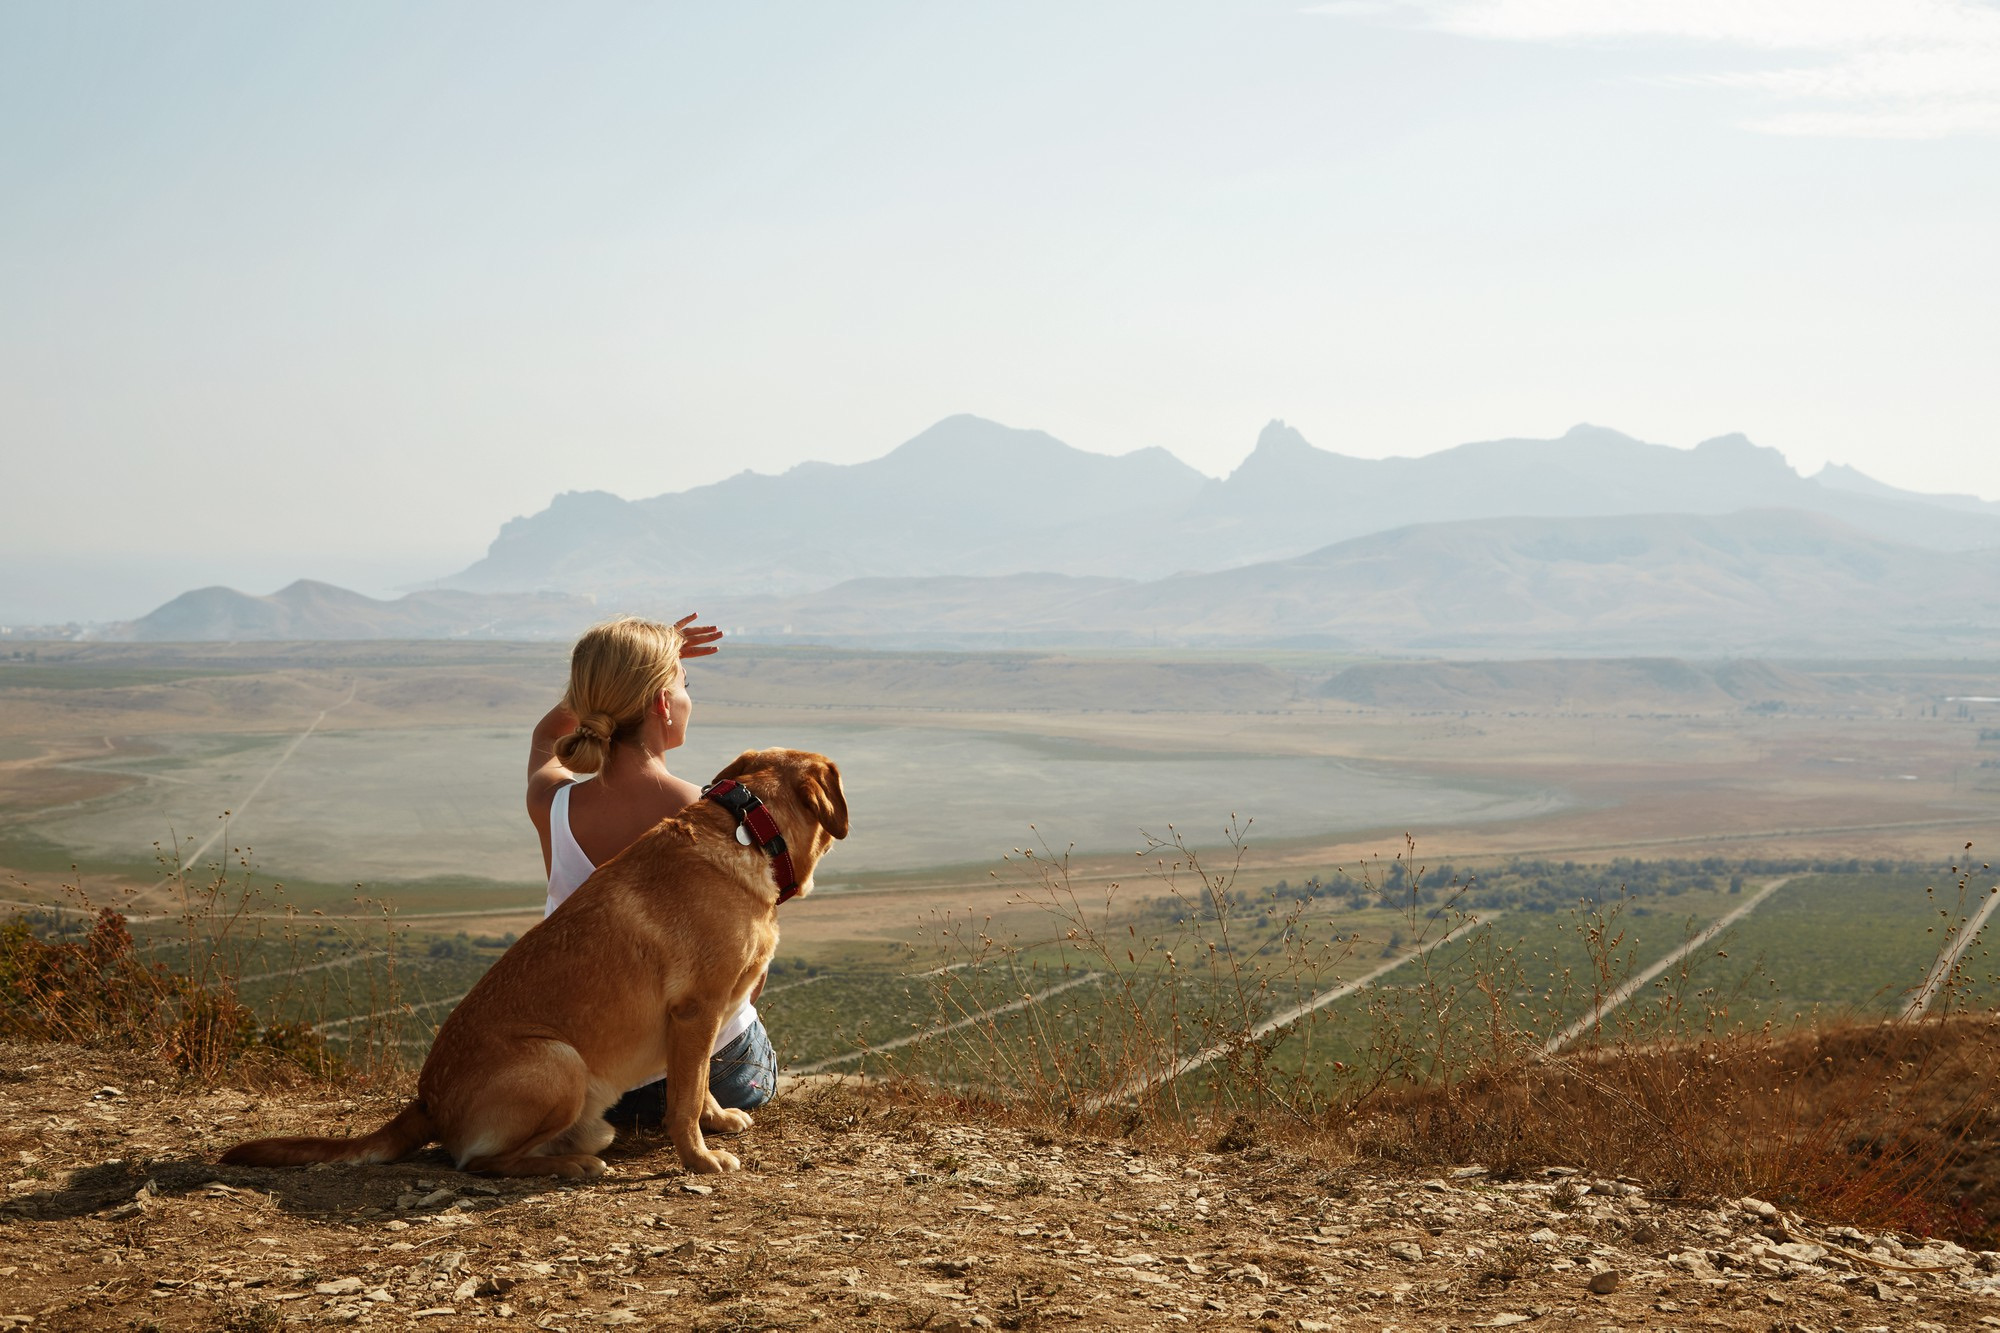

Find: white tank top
[546,781,757,1057]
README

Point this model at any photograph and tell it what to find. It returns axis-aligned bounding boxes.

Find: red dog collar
[701,778,801,904]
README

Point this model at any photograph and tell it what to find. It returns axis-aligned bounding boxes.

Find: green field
[10,848,1997,1109]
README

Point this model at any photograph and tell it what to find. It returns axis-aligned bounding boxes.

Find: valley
[2,642,1996,1081]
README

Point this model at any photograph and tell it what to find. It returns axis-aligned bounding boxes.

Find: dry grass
[890,832,2000,1244]
[1362,1013,2000,1242]
[0,850,404,1083]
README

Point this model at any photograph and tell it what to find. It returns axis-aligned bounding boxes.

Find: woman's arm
[526,701,578,816]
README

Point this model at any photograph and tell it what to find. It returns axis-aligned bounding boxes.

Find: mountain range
[121,582,598,643]
[446,415,2000,598]
[699,509,2000,655]
[109,416,2000,654]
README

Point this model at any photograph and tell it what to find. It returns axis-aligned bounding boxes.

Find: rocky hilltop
[1,1042,1992,1332]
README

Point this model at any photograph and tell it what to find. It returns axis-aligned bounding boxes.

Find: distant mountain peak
[882,414,1057,461]
[1224,420,1330,485]
[1558,422,1643,445]
[1254,419,1316,454]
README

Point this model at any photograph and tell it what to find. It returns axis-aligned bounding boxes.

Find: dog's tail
[219,1100,435,1169]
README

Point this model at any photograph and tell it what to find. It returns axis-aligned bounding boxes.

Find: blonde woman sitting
[525,613,775,1126]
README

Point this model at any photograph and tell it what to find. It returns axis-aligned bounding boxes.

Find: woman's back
[537,770,701,882]
[543,775,701,913]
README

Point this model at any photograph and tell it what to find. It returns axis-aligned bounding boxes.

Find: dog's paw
[683,1148,742,1175]
[550,1154,608,1179]
[701,1108,754,1136]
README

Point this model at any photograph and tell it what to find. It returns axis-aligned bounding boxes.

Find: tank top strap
[545,781,598,917]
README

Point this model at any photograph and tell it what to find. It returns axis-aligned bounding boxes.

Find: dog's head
[709,748,849,897]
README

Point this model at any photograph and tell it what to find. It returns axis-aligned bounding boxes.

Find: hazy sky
[4,1,1998,619]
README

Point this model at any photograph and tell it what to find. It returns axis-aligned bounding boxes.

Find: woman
[525,612,776,1126]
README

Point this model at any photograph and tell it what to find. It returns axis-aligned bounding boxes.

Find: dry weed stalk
[899,819,1375,1130]
[1,837,405,1082]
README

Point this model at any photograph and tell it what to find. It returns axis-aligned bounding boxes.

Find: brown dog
[220,748,847,1178]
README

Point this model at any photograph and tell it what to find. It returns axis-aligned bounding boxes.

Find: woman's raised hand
[674,614,725,659]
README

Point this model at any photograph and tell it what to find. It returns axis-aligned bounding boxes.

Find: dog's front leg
[664,1002,739,1174]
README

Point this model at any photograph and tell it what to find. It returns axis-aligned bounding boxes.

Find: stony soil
[2,1043,1996,1333]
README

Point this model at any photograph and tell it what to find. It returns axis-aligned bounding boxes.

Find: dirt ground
[4,1041,1996,1333]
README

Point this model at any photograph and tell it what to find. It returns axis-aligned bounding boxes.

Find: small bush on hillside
[0,907,335,1078]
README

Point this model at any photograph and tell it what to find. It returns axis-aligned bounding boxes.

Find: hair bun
[575,712,616,741]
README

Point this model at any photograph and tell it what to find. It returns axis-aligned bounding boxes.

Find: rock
[1420,1179,1450,1192]
[494,1306,516,1321]
[596,1313,640,1326]
[1587,1270,1621,1294]
[1299,1322,1336,1332]
[452,1278,478,1302]
[1738,1196,1779,1220]
[1484,1317,1531,1328]
[1667,1252,1718,1279]
[1450,1166,1489,1179]
[412,1309,456,1320]
[413,1188,455,1209]
[1227,1264,1269,1287]
[1387,1241,1423,1262]
[1528,1228,1559,1244]
[681,1182,713,1196]
[314,1278,364,1296]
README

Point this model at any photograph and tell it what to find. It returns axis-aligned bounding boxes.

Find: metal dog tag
[735,823,754,846]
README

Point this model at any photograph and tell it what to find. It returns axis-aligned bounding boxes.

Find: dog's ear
[711,750,763,785]
[803,758,849,840]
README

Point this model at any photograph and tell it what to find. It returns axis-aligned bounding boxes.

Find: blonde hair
[555,616,685,775]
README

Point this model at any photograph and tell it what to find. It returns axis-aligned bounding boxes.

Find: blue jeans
[606,1018,776,1128]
